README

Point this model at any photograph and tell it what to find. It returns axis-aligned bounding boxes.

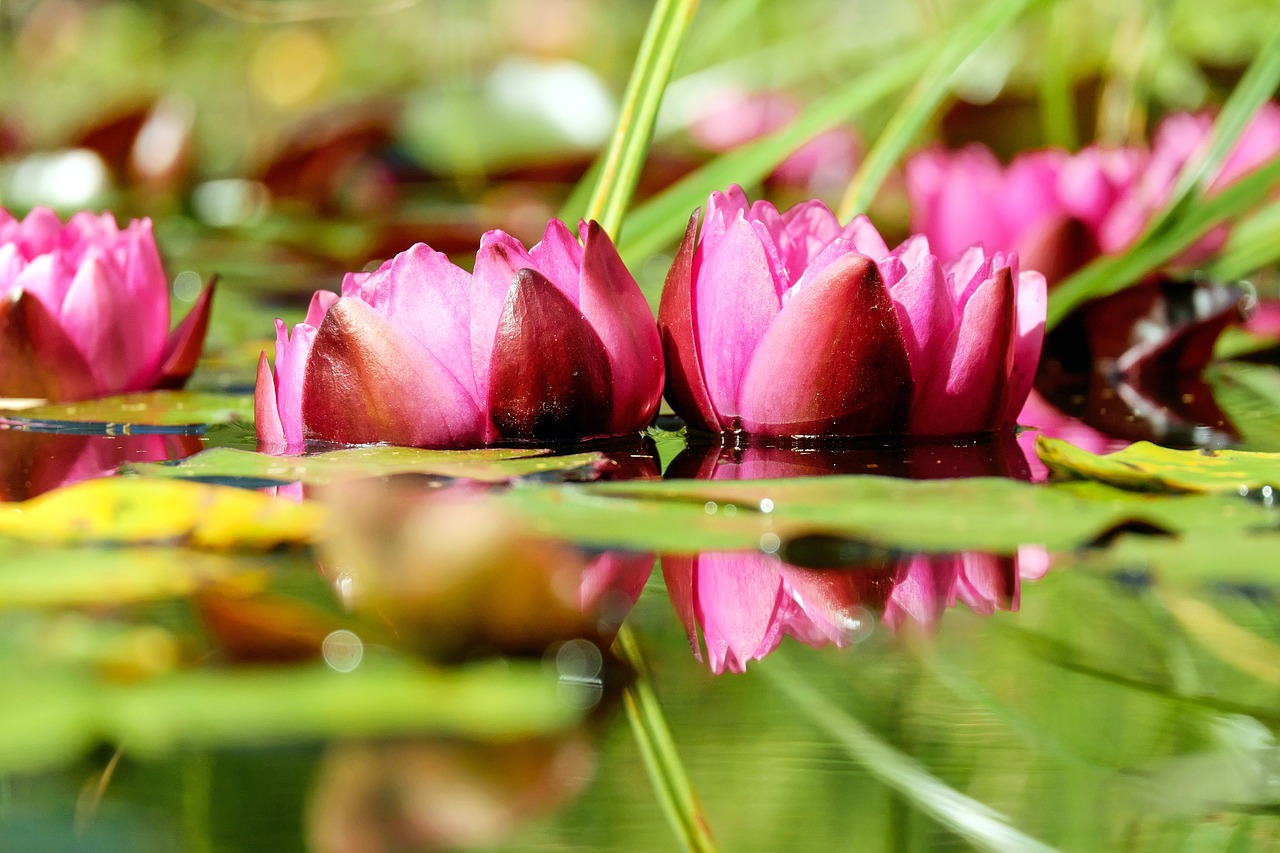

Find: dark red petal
[487,268,614,442]
[657,211,722,432]
[302,298,484,447]
[154,276,216,390]
[738,255,913,437]
[0,290,98,401]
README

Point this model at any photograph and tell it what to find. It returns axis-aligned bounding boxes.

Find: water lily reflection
[0,428,202,500]
[662,546,1044,674]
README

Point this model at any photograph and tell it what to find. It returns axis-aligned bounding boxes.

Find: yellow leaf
[0,478,324,549]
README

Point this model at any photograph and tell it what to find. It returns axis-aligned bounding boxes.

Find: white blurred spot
[2,149,109,208]
[322,629,364,672]
[487,58,616,147]
[759,498,775,513]
[759,532,781,554]
[554,638,604,710]
[704,501,717,515]
[192,179,269,227]
[173,270,203,303]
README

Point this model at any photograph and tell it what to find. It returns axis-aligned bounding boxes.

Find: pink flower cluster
[907,105,1280,282]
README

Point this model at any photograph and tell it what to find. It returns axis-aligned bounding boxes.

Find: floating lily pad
[0,478,323,549]
[0,657,578,774]
[0,391,253,432]
[1037,435,1280,493]
[126,445,608,485]
[0,542,299,608]
[496,475,1274,554]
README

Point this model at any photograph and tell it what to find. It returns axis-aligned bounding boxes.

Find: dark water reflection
[666,431,1032,480]
[0,427,202,500]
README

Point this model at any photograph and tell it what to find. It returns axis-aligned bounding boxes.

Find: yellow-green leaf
[0,478,323,549]
[1036,436,1280,494]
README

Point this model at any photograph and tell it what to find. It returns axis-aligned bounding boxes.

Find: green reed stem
[836,0,1050,221]
[763,658,1061,853]
[582,0,701,239]
[616,624,718,853]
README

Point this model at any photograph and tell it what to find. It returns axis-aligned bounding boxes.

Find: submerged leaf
[0,478,323,548]
[126,445,608,485]
[1037,436,1280,494]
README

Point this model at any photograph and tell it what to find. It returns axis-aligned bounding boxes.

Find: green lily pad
[1037,435,1280,493]
[0,391,253,431]
[0,657,579,774]
[495,475,1274,554]
[0,542,295,608]
[126,445,608,485]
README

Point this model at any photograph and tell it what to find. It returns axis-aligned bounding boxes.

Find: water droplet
[321,630,363,672]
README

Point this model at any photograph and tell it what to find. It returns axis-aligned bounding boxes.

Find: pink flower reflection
[662,547,1043,674]
[0,428,202,501]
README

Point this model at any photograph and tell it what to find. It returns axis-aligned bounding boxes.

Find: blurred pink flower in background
[906,103,1280,282]
[0,206,213,401]
[689,88,861,192]
[659,185,1046,438]
[256,219,663,449]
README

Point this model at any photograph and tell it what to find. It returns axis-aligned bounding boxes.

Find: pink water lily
[256,219,664,449]
[0,206,213,401]
[659,185,1046,438]
[906,103,1280,282]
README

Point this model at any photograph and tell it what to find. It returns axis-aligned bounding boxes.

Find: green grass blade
[835,0,1050,221]
[1141,28,1280,238]
[1047,156,1280,328]
[1207,200,1280,281]
[617,45,930,264]
[581,0,701,238]
[616,625,718,853]
[1038,1,1079,149]
[763,658,1061,853]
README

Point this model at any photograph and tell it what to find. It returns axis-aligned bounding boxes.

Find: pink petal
[704,184,753,225]
[1001,270,1046,425]
[910,267,1016,435]
[776,199,842,274]
[275,318,316,447]
[529,218,584,299]
[695,213,784,418]
[577,221,663,434]
[302,298,485,447]
[838,214,890,261]
[892,234,933,271]
[738,254,913,437]
[305,289,338,328]
[58,252,150,393]
[119,220,170,375]
[888,254,957,390]
[254,350,286,448]
[694,551,787,674]
[359,244,476,400]
[657,212,721,432]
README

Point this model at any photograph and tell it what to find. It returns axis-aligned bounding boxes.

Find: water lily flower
[658,185,1046,438]
[257,220,663,449]
[906,103,1280,282]
[0,206,213,401]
